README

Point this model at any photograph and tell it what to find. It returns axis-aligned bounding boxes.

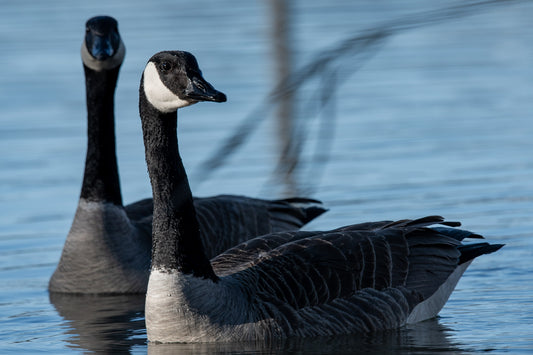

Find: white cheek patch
[81,39,126,71]
[143,62,193,113]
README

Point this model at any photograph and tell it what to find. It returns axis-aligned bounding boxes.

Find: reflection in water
[148,318,465,355]
[269,0,299,196]
[194,0,525,196]
[48,289,467,354]
[49,293,146,353]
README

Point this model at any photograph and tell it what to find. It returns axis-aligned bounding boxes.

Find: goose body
[139,51,503,342]
[146,221,495,342]
[49,17,325,294]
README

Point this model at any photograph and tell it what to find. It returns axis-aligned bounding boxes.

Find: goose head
[81,15,125,71]
[142,51,227,114]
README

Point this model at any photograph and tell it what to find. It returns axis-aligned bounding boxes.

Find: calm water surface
[1,0,532,353]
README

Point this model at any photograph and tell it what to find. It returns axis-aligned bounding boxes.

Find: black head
[142,51,226,113]
[82,16,125,71]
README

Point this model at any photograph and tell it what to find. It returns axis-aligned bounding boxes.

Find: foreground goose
[49,16,325,294]
[140,51,504,343]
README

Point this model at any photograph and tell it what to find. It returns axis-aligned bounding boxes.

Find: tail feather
[458,243,504,265]
[275,197,323,205]
[269,198,327,229]
[382,216,445,230]
[432,226,484,241]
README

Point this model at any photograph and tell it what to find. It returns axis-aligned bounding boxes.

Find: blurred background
[1,0,532,353]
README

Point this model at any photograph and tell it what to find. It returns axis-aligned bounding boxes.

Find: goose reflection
[50,291,465,354]
[148,318,465,354]
[49,292,145,353]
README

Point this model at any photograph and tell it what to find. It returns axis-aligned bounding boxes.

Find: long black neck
[80,64,123,205]
[140,83,217,281]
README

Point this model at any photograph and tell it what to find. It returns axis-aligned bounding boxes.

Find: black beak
[184,76,226,103]
[88,34,115,61]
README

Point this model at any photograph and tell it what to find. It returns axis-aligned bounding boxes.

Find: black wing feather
[218,216,502,337]
[195,195,325,258]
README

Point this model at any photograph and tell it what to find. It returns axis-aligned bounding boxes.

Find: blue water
[1,0,532,353]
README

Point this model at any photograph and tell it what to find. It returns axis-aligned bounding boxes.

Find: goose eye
[159,62,172,71]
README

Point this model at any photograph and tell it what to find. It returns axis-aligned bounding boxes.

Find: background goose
[48,16,325,294]
[139,50,504,343]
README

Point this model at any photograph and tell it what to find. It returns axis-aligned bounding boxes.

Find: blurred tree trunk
[268,0,298,196]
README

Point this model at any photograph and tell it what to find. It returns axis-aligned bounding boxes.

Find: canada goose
[49,17,325,294]
[140,50,503,343]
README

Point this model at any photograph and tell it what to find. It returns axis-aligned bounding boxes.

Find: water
[1,0,532,353]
